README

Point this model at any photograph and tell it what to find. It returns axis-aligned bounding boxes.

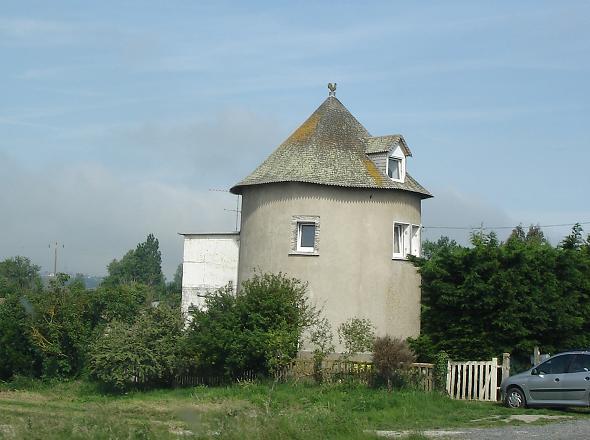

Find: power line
[422,221,590,231]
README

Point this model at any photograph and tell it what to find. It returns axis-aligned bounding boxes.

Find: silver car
[500,351,590,408]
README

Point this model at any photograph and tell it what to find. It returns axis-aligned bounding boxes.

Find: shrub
[29,274,94,378]
[372,336,416,391]
[308,316,334,383]
[433,351,449,391]
[0,296,40,380]
[184,273,317,379]
[90,282,153,325]
[89,304,183,391]
[337,318,375,360]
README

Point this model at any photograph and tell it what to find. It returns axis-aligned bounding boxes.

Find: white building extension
[180,233,239,316]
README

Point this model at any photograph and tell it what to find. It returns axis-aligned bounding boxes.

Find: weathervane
[328,83,337,97]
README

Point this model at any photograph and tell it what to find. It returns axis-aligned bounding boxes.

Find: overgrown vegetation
[0,235,181,383]
[410,224,590,363]
[89,305,184,391]
[0,241,325,391]
[2,380,587,440]
[4,223,590,402]
[372,337,416,391]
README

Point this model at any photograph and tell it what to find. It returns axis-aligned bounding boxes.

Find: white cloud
[0,160,237,279]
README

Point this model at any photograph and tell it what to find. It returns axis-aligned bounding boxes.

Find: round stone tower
[230,91,432,351]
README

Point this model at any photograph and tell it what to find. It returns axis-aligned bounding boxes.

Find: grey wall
[367,152,388,174]
[238,182,423,352]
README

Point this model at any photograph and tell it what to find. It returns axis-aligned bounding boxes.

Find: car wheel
[505,387,526,408]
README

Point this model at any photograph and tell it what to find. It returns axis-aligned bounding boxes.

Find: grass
[0,379,589,439]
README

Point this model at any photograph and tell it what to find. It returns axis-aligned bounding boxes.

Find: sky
[1,1,589,279]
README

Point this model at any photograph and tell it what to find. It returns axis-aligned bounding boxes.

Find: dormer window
[386,146,405,183]
[388,157,402,180]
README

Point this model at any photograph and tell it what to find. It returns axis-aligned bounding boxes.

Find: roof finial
[328,83,337,97]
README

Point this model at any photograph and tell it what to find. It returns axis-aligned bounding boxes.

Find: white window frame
[410,224,421,257]
[393,221,421,259]
[386,146,406,183]
[296,222,316,253]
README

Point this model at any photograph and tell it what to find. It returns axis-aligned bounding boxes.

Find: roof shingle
[365,135,412,156]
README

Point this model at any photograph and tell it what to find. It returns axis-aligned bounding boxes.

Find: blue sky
[1,1,589,278]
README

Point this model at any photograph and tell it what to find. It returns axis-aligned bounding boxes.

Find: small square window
[297,222,316,252]
[388,157,401,179]
[290,215,319,255]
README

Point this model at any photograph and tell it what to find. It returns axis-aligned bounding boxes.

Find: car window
[537,354,575,374]
[568,354,590,373]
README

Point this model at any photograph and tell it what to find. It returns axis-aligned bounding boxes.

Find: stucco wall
[237,182,422,351]
[181,233,239,317]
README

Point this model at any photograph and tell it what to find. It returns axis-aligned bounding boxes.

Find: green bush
[0,296,40,380]
[308,316,335,383]
[29,274,95,378]
[433,351,449,391]
[184,273,316,378]
[337,317,375,360]
[89,304,183,391]
[90,282,153,325]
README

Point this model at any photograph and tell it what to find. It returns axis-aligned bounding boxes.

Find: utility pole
[49,242,64,275]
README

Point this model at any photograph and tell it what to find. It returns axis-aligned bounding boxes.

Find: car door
[560,354,590,405]
[528,354,575,404]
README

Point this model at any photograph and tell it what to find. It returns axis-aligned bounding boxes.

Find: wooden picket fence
[174,369,259,387]
[446,353,510,402]
[174,359,435,391]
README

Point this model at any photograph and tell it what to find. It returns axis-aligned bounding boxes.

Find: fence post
[502,353,510,382]
[490,357,498,401]
[446,360,452,396]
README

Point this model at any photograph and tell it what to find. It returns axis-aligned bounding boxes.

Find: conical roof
[230,96,431,197]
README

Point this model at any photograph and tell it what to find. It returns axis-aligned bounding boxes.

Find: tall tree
[102,234,164,289]
[0,256,42,296]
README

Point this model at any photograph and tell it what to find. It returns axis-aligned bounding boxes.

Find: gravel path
[374,418,590,439]
[451,418,590,439]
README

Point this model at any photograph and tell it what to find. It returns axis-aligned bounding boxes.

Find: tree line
[409,224,590,370]
[0,234,180,381]
[5,224,588,388]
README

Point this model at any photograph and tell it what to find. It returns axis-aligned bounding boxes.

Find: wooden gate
[446,353,510,402]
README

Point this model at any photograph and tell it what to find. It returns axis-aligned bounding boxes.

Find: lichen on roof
[362,158,386,188]
[230,96,431,198]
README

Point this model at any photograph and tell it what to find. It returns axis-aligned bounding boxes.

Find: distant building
[181,86,432,350]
